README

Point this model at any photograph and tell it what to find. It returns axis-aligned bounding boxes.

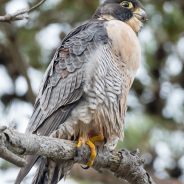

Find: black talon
[81,165,90,170]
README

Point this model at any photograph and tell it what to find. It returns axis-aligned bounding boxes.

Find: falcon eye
[120,1,133,9]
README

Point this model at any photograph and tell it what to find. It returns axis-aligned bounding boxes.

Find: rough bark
[71,165,128,184]
[0,126,156,184]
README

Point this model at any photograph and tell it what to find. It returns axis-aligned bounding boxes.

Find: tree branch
[0,126,156,184]
[0,0,47,23]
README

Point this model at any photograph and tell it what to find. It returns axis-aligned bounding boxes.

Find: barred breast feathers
[80,20,142,138]
[59,20,142,139]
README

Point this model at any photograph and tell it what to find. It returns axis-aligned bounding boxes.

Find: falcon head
[94,0,148,33]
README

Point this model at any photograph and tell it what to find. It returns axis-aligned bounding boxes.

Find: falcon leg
[76,137,84,148]
[76,134,104,168]
[85,139,97,167]
[86,134,104,167]
[90,135,104,143]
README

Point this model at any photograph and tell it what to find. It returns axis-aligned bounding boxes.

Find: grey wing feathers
[15,20,109,184]
[28,20,108,134]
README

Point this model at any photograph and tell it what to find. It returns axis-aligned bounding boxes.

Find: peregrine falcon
[15,0,147,183]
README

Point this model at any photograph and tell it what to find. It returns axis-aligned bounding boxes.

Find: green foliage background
[0,0,184,183]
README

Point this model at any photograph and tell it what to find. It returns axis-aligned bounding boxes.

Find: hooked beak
[133,8,148,23]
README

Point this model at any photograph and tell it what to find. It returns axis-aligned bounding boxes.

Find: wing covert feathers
[29,20,108,134]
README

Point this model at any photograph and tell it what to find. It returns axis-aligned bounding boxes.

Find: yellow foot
[76,135,104,168]
[86,139,97,167]
[76,137,83,148]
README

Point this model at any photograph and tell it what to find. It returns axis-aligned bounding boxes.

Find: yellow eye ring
[120,1,133,9]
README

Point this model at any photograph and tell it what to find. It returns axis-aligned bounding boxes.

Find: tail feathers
[15,155,74,184]
[32,158,74,184]
[15,155,39,184]
[32,158,64,184]
[32,157,51,184]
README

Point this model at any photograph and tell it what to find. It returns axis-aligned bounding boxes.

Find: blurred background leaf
[0,0,184,183]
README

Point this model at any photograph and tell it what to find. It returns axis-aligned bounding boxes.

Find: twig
[0,126,156,184]
[0,0,47,23]
[28,0,47,13]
